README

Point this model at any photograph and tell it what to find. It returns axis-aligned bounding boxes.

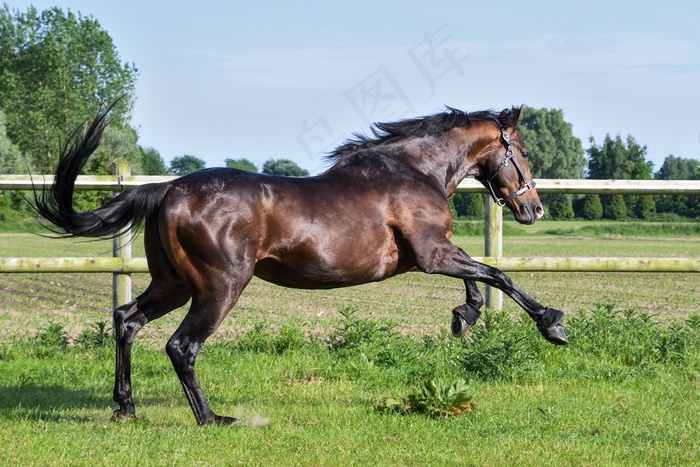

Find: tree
[451,193,484,218]
[0,108,29,222]
[0,108,22,173]
[604,194,627,220]
[655,154,700,218]
[140,147,168,175]
[225,158,258,172]
[587,134,653,180]
[518,107,586,180]
[548,194,574,219]
[262,159,309,177]
[517,107,586,217]
[632,195,656,220]
[170,155,205,176]
[655,154,699,181]
[0,5,137,172]
[587,134,655,219]
[578,194,603,220]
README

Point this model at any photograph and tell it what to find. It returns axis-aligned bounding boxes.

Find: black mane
[325,107,518,166]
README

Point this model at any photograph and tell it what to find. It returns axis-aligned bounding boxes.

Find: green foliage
[75,321,111,349]
[0,108,23,173]
[578,194,603,220]
[377,379,474,418]
[34,323,69,357]
[225,157,258,172]
[587,134,656,219]
[462,309,546,380]
[631,195,656,220]
[518,107,586,180]
[170,154,205,175]
[232,322,308,354]
[517,107,586,217]
[567,305,700,370]
[656,154,700,180]
[547,194,574,219]
[587,134,653,180]
[139,146,168,175]
[262,158,309,177]
[451,193,484,218]
[328,306,420,369]
[655,155,700,219]
[603,194,628,220]
[0,5,137,172]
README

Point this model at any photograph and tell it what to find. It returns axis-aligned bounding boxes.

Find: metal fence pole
[111,162,132,309]
[484,194,503,310]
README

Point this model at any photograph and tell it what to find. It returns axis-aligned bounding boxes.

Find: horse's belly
[253,254,403,290]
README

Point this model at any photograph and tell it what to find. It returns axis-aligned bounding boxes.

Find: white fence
[1,170,699,310]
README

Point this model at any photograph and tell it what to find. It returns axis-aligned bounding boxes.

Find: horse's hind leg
[165,283,246,426]
[112,282,190,420]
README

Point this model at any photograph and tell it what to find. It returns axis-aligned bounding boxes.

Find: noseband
[479,127,536,207]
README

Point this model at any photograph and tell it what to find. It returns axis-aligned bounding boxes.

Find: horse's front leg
[420,242,568,345]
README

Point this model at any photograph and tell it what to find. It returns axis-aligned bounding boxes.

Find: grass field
[1,224,699,465]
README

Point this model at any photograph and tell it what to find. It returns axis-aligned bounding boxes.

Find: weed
[377,378,475,418]
[461,308,546,381]
[34,323,69,357]
[233,322,308,354]
[75,321,111,349]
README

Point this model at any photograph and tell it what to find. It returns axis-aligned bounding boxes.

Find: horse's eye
[522,151,530,159]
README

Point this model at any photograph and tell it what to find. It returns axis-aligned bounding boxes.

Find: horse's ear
[498,106,522,128]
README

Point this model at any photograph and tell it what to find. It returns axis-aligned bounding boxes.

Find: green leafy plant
[377,379,475,418]
[34,323,69,357]
[75,321,111,349]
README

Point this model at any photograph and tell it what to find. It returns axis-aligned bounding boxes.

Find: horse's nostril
[535,205,544,219]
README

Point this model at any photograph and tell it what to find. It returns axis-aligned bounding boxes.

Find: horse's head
[476,107,543,225]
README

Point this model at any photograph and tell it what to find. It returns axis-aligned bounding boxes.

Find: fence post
[484,195,503,310]
[112,162,132,310]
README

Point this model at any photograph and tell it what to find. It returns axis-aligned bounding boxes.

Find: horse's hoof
[451,314,470,338]
[450,304,481,338]
[537,323,569,345]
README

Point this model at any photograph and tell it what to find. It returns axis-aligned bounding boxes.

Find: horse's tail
[33,104,170,238]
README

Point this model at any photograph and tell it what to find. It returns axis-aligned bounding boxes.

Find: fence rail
[2,172,700,310]
[2,256,699,274]
[3,175,700,194]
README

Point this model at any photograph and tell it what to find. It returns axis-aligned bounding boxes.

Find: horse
[33,104,568,426]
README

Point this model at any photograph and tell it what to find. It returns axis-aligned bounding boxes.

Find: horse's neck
[403,131,489,198]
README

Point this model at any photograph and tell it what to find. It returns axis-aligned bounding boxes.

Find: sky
[9,0,700,174]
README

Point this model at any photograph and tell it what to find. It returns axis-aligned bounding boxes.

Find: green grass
[0,306,699,465]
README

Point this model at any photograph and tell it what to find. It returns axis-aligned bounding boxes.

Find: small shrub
[76,321,111,349]
[235,322,307,354]
[377,379,475,418]
[462,309,545,381]
[34,323,69,357]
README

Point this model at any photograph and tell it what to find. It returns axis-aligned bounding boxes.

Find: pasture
[0,224,699,465]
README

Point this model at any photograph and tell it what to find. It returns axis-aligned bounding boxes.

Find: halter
[479,127,536,207]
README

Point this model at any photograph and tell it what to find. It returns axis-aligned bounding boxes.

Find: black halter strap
[479,127,536,207]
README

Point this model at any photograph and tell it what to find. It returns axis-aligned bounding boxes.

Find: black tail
[33,105,169,238]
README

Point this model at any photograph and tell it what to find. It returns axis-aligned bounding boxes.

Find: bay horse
[34,105,568,426]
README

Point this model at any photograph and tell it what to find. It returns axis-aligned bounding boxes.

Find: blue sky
[10,1,700,174]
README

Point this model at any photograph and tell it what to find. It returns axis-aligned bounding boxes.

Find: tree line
[0,5,698,224]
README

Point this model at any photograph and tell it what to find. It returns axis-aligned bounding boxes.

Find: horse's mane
[325,106,519,166]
